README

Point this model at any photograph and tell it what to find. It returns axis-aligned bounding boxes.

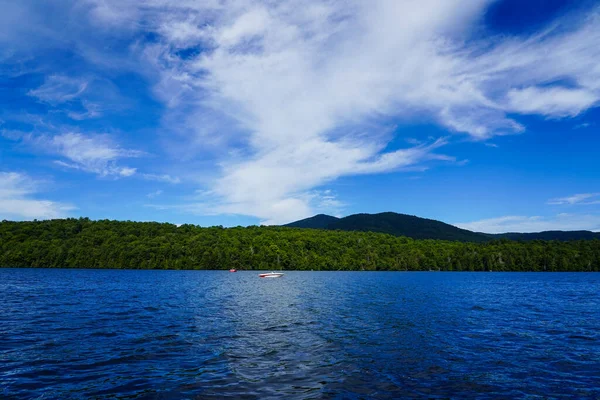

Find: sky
[0,0,599,233]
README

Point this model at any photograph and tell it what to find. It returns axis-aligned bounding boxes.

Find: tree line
[1,218,599,271]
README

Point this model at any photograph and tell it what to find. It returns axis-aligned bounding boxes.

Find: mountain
[284,212,600,242]
[285,212,489,242]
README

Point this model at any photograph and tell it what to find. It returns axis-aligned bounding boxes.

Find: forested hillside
[1,218,599,271]
[285,212,600,242]
[285,212,488,242]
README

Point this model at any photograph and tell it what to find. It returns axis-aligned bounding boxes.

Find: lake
[1,269,599,399]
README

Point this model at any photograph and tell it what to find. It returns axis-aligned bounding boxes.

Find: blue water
[1,270,599,399]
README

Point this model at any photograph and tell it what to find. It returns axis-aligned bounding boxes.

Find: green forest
[1,218,599,271]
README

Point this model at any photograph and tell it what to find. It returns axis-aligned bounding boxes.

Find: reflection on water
[1,269,599,399]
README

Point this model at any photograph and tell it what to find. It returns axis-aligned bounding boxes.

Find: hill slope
[285,212,489,242]
[285,212,600,242]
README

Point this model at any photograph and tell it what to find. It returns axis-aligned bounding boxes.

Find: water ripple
[1,269,599,399]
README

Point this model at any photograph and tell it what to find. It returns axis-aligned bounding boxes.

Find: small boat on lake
[229,269,237,272]
[258,272,284,278]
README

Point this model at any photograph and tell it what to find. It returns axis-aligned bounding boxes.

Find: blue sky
[0,0,599,233]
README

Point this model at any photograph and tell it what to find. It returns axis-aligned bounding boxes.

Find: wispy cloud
[311,189,345,218]
[455,214,600,234]
[6,131,143,178]
[205,138,451,224]
[3,129,182,182]
[48,133,143,177]
[548,193,600,205]
[146,187,345,225]
[141,173,181,184]
[67,101,103,120]
[573,122,591,129]
[506,87,598,118]
[26,74,130,120]
[28,75,89,105]
[0,172,75,220]
[146,189,163,199]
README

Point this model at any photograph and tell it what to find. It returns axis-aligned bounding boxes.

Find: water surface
[1,269,599,399]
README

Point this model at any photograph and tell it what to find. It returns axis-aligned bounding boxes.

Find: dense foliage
[286,212,600,242]
[2,219,599,271]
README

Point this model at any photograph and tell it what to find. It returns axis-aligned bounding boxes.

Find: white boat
[258,272,284,278]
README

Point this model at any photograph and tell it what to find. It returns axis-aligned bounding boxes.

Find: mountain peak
[285,214,340,229]
[284,212,600,242]
[285,212,486,241]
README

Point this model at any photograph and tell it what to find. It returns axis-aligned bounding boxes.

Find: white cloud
[16,132,143,177]
[118,167,137,177]
[26,75,129,120]
[455,214,600,234]
[28,75,88,105]
[158,19,207,46]
[0,172,75,220]
[506,86,598,118]
[548,193,600,205]
[3,129,180,181]
[204,138,451,224]
[47,132,142,176]
[146,187,345,225]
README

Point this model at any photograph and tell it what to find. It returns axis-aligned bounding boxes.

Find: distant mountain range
[284,212,600,242]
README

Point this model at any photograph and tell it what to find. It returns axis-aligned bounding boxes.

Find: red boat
[229,269,237,272]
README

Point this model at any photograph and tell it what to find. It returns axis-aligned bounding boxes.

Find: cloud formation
[27,75,128,120]
[28,75,89,105]
[3,0,600,223]
[506,87,598,118]
[0,172,75,220]
[133,0,600,223]
[49,132,143,176]
[4,128,183,184]
[9,131,143,177]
